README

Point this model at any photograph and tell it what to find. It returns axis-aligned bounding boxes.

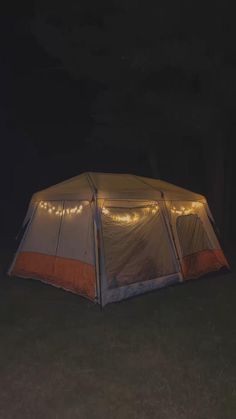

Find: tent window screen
[56,201,94,265]
[101,202,177,288]
[176,214,212,257]
[21,201,63,255]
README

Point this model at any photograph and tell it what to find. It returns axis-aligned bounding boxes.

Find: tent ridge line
[86,172,97,198]
[132,175,165,198]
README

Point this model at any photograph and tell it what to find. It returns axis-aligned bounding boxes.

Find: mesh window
[21,201,63,255]
[176,214,212,257]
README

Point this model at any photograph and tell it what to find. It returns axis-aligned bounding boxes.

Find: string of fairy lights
[39,201,83,216]
[170,201,203,216]
[101,204,159,223]
[38,200,204,222]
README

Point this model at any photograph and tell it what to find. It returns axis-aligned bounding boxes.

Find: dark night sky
[1,10,148,176]
[1,11,93,227]
[1,3,236,240]
[0,11,145,234]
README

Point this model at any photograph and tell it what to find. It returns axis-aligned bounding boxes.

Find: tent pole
[93,217,101,305]
[86,173,105,307]
[161,199,184,281]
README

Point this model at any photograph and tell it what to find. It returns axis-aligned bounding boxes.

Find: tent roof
[33,172,205,202]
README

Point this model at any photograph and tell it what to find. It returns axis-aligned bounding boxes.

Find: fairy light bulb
[76,207,82,214]
[133,214,140,222]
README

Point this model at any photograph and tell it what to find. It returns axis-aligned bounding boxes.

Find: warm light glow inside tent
[8,172,229,306]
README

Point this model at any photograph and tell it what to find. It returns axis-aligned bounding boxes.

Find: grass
[0,243,236,419]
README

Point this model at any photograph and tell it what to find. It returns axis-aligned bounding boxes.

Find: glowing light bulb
[133,214,140,222]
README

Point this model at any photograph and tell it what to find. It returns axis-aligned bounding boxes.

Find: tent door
[100,201,178,290]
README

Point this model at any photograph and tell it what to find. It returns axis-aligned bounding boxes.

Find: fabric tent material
[8,172,229,306]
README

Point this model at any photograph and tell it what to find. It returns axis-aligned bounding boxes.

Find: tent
[8,172,229,306]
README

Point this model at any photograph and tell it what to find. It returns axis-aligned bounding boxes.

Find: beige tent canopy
[9,172,229,306]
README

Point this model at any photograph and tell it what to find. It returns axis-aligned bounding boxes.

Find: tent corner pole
[86,173,105,307]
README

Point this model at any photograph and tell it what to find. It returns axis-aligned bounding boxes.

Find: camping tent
[8,172,229,306]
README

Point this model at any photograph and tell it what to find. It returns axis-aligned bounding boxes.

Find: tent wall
[10,200,96,300]
[167,201,229,279]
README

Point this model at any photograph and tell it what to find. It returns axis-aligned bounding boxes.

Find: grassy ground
[0,244,236,419]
